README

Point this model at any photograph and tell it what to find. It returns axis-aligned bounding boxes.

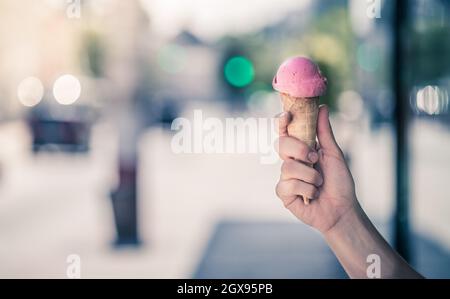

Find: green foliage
[216,6,356,111]
[306,7,355,110]
[80,31,105,78]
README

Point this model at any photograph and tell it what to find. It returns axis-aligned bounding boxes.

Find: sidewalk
[0,116,449,278]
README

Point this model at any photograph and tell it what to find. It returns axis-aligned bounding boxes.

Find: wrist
[323,201,366,241]
[321,202,377,278]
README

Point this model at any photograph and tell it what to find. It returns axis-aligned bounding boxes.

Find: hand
[275,106,423,278]
[275,105,358,233]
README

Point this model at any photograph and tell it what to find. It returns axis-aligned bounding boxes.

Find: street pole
[393,0,411,262]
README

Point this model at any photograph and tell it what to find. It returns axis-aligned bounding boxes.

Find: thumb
[274,111,291,137]
[317,105,343,156]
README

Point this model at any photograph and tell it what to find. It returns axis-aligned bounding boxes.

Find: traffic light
[224,56,255,88]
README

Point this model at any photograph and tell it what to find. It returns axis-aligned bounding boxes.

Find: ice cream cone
[273,56,327,205]
[280,93,319,205]
[280,94,319,149]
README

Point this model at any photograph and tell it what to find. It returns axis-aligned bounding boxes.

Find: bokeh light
[17,77,44,107]
[337,90,364,121]
[53,74,82,105]
[414,85,449,115]
[224,56,255,88]
[349,0,376,37]
[357,42,381,72]
[309,34,344,65]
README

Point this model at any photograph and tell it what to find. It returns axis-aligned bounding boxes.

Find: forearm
[324,202,423,279]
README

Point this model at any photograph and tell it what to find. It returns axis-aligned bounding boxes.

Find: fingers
[276,179,319,201]
[317,105,343,157]
[281,160,323,187]
[275,136,319,164]
[275,111,318,164]
[274,112,291,137]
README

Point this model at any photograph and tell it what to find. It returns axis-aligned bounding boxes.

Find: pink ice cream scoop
[272,56,327,98]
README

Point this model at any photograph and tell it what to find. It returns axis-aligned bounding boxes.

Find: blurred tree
[306,7,356,110]
[80,30,105,78]
[221,6,356,111]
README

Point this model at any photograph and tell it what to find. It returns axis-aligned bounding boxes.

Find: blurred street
[1,0,450,279]
[1,114,449,278]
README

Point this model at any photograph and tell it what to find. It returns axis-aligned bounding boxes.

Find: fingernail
[317,175,324,186]
[308,152,318,163]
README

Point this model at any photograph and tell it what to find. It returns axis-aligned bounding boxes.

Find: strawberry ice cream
[272,56,327,98]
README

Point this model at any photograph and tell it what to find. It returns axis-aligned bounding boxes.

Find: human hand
[275,105,358,233]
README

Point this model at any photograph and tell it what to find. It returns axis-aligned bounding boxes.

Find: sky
[141,0,311,40]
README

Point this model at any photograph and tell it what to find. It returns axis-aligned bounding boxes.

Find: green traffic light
[224,56,255,88]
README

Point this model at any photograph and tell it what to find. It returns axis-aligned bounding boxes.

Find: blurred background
[0,0,449,278]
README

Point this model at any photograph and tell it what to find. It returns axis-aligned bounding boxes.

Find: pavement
[194,220,450,279]
[0,111,449,278]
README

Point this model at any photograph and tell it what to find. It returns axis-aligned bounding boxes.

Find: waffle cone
[280,93,319,205]
[280,94,319,149]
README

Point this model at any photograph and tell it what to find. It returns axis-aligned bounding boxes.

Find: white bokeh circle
[17,77,44,107]
[53,74,81,105]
